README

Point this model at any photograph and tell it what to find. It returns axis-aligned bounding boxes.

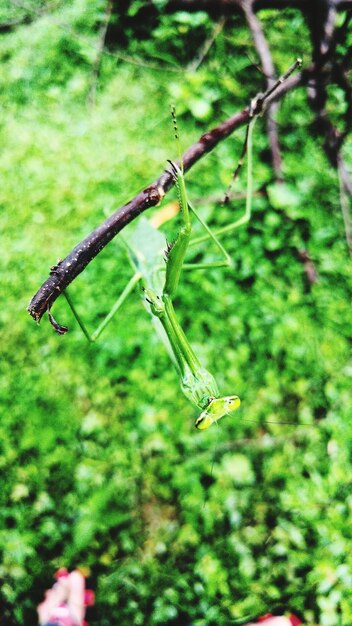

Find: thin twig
[306,3,352,254]
[332,54,352,144]
[223,58,301,203]
[297,249,318,285]
[241,0,283,180]
[87,0,112,109]
[187,16,226,72]
[337,156,352,254]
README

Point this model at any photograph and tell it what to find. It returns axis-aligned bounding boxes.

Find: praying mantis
[60,60,302,430]
[64,113,254,430]
[135,157,245,431]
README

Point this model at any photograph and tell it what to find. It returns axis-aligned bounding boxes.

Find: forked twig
[223,58,301,203]
[242,0,283,179]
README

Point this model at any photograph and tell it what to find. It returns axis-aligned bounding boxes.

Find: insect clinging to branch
[43,60,303,430]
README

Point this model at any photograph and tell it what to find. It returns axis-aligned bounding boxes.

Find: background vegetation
[1,1,351,625]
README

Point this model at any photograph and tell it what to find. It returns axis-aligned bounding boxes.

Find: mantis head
[194,395,241,430]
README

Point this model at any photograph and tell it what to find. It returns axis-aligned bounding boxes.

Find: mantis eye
[228,396,241,408]
[194,395,241,430]
[194,413,213,430]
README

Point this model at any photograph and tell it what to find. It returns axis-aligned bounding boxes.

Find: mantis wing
[123,217,180,367]
[122,217,166,291]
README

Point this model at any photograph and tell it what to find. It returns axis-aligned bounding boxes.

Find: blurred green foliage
[1,1,351,625]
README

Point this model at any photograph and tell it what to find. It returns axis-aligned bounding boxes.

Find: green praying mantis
[138,157,244,431]
[64,112,254,430]
[61,60,302,430]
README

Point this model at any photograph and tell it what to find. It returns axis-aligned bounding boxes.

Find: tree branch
[187,16,226,72]
[306,4,352,253]
[28,108,247,323]
[337,157,352,254]
[28,65,311,324]
[87,0,113,109]
[241,0,283,180]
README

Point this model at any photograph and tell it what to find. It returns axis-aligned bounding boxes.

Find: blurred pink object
[248,613,302,626]
[45,605,76,626]
[84,589,95,607]
[54,568,69,580]
[37,568,95,626]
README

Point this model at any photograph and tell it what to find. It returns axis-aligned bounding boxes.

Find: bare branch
[337,157,352,254]
[27,108,248,323]
[187,16,226,72]
[297,249,318,285]
[28,64,310,324]
[306,4,352,253]
[87,0,113,109]
[241,0,283,180]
